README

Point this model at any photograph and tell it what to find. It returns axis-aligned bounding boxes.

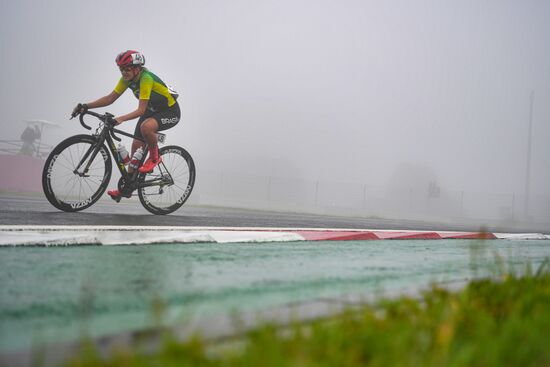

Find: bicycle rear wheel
[138,145,195,215]
[42,134,112,212]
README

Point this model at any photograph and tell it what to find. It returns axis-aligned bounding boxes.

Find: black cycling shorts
[134,102,181,140]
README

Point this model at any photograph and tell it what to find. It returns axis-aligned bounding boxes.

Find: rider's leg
[131,139,146,153]
[128,139,146,173]
[138,118,161,173]
[107,119,149,200]
[126,117,147,174]
[140,118,159,156]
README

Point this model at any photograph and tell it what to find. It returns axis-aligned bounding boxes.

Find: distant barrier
[194,170,550,225]
[0,139,53,159]
[0,154,44,193]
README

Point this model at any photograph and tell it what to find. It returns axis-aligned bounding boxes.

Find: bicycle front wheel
[138,145,195,215]
[42,134,112,212]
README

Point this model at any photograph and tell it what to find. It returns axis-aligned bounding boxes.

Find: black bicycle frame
[105,127,148,184]
[74,111,173,190]
[107,128,173,189]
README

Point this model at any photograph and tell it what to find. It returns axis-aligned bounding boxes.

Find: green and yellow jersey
[114,68,177,113]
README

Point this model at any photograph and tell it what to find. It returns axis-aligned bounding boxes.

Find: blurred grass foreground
[66,261,550,367]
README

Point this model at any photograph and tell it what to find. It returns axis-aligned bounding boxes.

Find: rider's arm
[115,73,153,124]
[115,99,148,124]
[86,91,120,109]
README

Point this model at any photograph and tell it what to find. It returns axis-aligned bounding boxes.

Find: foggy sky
[1,0,549,199]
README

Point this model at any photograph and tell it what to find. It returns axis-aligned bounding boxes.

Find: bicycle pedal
[108,193,122,202]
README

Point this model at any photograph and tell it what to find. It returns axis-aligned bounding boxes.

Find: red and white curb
[0,225,548,246]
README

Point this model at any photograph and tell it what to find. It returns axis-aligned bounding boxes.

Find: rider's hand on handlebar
[102,115,119,126]
[71,103,88,119]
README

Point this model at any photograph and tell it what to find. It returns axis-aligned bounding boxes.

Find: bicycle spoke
[43,136,111,211]
[138,147,194,214]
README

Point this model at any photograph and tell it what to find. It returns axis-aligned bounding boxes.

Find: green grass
[65,262,550,367]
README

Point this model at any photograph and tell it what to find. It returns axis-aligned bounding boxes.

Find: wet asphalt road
[1,192,549,364]
[1,193,548,232]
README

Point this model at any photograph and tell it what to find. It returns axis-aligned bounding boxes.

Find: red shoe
[139,156,162,173]
[107,189,132,202]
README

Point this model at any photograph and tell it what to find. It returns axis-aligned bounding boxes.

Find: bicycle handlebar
[78,112,92,130]
[76,111,121,141]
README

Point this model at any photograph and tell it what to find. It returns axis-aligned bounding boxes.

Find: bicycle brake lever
[110,129,121,142]
[105,115,122,142]
[103,112,115,124]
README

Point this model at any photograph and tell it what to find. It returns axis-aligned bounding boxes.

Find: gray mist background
[1,0,549,225]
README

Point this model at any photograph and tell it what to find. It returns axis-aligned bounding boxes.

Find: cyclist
[72,50,180,200]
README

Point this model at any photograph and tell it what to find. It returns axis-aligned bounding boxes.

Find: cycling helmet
[116,50,145,68]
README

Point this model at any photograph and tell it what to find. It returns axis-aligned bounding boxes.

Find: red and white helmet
[115,50,145,68]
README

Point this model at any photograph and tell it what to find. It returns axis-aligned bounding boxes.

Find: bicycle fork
[73,140,105,177]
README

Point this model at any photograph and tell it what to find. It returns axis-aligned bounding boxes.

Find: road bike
[42,110,195,215]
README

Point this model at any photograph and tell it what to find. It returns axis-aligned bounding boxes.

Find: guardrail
[0,140,53,159]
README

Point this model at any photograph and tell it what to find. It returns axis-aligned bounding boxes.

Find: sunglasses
[119,66,135,73]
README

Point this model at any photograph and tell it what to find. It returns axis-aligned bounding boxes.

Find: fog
[1,0,549,225]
